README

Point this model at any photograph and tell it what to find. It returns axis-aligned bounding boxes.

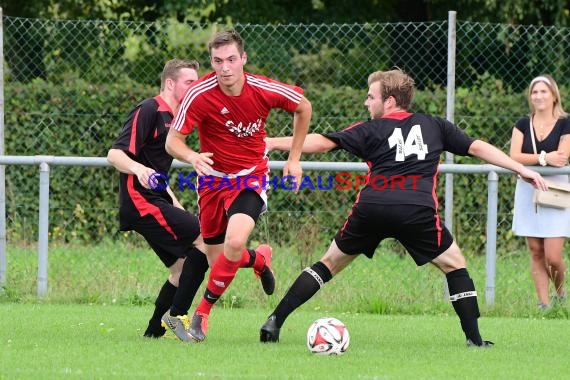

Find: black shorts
[334,203,454,266]
[131,200,201,268]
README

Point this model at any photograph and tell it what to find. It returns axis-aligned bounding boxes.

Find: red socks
[239,248,265,272]
[196,253,240,315]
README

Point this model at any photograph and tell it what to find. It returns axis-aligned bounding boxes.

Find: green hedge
[4,74,548,253]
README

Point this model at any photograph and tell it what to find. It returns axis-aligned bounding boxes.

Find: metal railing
[0,155,568,304]
[3,11,570,288]
[2,11,570,305]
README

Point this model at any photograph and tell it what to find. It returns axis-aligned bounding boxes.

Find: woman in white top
[510,74,570,309]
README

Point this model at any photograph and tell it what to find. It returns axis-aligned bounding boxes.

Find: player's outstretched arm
[468,139,548,190]
[267,133,337,153]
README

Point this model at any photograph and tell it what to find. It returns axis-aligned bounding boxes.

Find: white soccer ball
[306,317,350,355]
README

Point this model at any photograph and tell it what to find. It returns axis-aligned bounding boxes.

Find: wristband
[538,150,547,166]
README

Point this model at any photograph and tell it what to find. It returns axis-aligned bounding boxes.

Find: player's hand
[189,152,214,176]
[133,165,158,189]
[519,167,548,191]
[283,159,302,193]
[545,150,568,167]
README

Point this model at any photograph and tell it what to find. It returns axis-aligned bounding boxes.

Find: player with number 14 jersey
[325,111,474,209]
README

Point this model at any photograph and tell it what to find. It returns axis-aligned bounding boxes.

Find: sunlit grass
[1,304,568,379]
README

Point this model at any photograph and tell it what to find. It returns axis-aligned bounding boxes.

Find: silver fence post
[445,10,457,234]
[443,10,457,299]
[37,162,50,297]
[0,7,6,288]
[485,171,499,305]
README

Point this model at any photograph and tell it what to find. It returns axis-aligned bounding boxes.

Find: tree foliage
[3,0,570,26]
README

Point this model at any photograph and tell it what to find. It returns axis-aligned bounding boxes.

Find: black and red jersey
[111,95,175,230]
[324,111,475,210]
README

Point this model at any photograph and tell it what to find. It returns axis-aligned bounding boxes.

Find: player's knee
[319,257,337,275]
[193,235,207,253]
[224,234,248,254]
[433,243,466,272]
[168,272,181,287]
[446,253,466,271]
[168,258,184,286]
[453,254,467,269]
[320,251,353,276]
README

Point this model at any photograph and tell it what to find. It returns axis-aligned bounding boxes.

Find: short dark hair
[208,29,245,55]
[160,59,199,90]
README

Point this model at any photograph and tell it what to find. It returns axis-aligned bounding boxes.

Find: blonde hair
[527,74,568,119]
[368,68,415,109]
[160,59,199,91]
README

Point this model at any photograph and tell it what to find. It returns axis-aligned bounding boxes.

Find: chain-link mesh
[3,16,570,261]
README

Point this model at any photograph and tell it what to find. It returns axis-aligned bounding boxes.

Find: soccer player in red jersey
[166,29,312,342]
[260,68,548,348]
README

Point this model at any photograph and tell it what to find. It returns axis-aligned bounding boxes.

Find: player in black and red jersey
[260,68,548,347]
[166,29,312,342]
[107,59,209,339]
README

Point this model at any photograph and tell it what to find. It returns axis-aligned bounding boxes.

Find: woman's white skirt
[512,175,570,238]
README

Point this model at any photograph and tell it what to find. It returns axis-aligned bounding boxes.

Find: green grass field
[0,241,568,378]
[1,304,568,379]
[1,240,568,318]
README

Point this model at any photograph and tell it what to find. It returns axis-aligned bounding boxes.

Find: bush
[4,74,552,254]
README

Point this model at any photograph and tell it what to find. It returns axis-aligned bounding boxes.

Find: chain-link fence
[3,14,570,258]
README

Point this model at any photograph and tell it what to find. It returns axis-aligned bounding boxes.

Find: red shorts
[197,174,268,238]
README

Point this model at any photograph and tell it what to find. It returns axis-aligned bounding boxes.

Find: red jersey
[172,71,304,176]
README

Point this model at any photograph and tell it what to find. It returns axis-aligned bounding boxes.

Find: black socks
[144,280,177,337]
[446,268,483,345]
[169,247,209,316]
[145,247,209,337]
[272,261,333,328]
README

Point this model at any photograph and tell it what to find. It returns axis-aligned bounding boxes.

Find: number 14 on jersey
[388,125,428,161]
